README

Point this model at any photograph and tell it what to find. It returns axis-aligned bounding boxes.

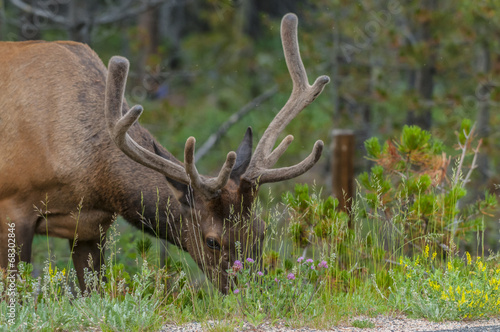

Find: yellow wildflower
[448,286,455,301]
[428,280,441,291]
[424,245,429,259]
[458,292,466,307]
[466,252,472,265]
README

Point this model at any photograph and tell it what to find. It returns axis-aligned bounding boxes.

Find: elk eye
[206,237,221,250]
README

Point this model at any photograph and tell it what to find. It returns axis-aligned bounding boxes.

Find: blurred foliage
[3,1,500,187]
[359,121,497,255]
[2,0,500,250]
[283,184,349,249]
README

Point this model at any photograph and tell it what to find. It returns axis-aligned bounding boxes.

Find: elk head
[105,13,329,293]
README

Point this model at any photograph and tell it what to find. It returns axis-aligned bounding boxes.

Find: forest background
[1,0,499,253]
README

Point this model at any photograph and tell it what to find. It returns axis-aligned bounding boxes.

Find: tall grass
[1,185,498,331]
[1,123,499,331]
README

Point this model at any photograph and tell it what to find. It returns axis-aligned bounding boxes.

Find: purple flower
[318,260,328,269]
[233,260,243,272]
[297,256,304,263]
[257,271,264,277]
[246,258,254,263]
[306,259,314,264]
[287,273,295,280]
[274,278,279,283]
[233,289,240,294]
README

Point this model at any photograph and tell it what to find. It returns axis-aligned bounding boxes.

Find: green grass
[1,180,499,331]
[352,319,376,329]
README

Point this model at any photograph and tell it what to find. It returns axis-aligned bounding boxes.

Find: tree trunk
[0,1,5,40]
[331,10,341,119]
[19,0,41,40]
[240,0,298,39]
[475,42,491,184]
[68,0,96,44]
[331,129,355,227]
[137,7,160,91]
[406,0,435,131]
[159,1,185,70]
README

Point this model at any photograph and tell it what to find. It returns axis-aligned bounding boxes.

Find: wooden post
[331,129,355,224]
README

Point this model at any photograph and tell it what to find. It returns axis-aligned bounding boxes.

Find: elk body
[0,13,329,293]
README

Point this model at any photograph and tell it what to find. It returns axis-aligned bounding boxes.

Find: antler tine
[260,140,324,183]
[105,56,235,197]
[242,13,329,184]
[184,137,236,198]
[105,57,190,184]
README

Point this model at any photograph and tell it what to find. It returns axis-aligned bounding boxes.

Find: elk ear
[230,127,253,183]
[153,142,190,205]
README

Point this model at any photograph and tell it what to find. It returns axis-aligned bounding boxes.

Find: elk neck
[100,122,189,251]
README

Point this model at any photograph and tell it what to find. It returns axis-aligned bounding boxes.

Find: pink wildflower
[233,260,243,272]
[318,260,328,269]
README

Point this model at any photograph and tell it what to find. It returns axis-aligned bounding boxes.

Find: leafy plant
[227,256,331,324]
[379,247,500,321]
[283,184,349,252]
[359,121,496,255]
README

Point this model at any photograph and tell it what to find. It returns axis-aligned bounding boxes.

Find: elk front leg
[69,237,106,292]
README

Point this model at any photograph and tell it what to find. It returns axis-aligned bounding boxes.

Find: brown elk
[0,13,329,293]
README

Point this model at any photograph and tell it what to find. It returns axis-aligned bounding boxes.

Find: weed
[352,319,376,328]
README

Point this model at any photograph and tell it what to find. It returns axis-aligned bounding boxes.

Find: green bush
[359,121,496,256]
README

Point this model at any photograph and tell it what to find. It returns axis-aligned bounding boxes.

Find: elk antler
[104,57,236,198]
[241,13,330,184]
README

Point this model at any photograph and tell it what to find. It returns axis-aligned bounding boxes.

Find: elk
[0,13,329,293]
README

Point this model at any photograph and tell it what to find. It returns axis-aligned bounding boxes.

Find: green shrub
[359,121,496,256]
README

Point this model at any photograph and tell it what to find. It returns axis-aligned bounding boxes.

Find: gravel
[161,315,500,332]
